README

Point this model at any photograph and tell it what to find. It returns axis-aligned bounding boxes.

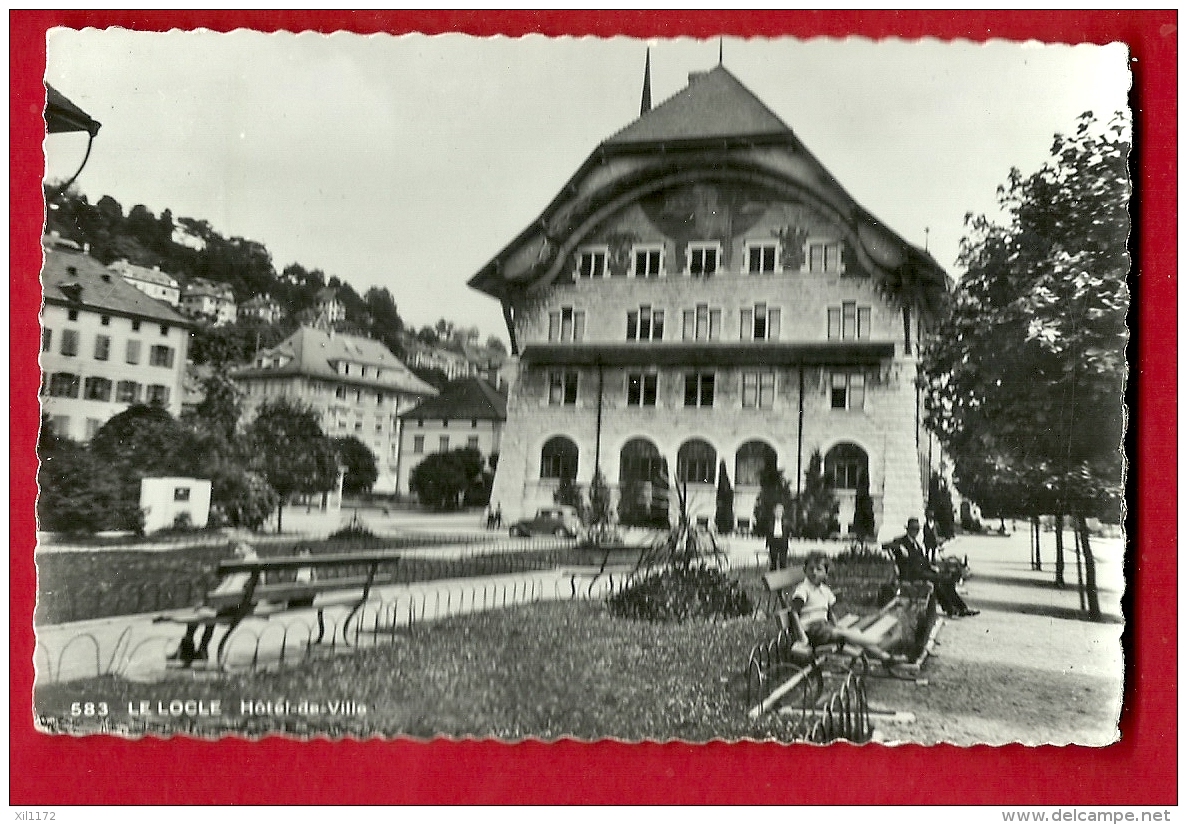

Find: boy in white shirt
[790,552,908,666]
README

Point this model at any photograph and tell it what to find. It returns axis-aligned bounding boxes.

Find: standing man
[889,517,978,618]
[767,502,792,571]
[923,510,941,564]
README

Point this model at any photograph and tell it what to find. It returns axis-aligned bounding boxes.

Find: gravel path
[871,529,1124,746]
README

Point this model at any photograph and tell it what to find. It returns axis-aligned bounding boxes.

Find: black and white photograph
[33,29,1130,747]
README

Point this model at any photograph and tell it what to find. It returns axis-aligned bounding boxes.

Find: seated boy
[790,552,909,667]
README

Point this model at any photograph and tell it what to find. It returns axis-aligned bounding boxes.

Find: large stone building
[40,236,194,441]
[396,377,507,497]
[468,65,948,542]
[231,326,437,495]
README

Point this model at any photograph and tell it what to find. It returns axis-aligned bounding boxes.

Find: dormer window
[744,241,780,274]
[686,242,720,277]
[806,240,844,273]
[576,247,608,279]
[631,245,664,278]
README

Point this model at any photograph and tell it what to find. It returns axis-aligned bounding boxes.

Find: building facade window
[744,241,779,274]
[741,371,776,409]
[412,435,425,454]
[548,306,586,342]
[116,380,141,404]
[125,340,141,364]
[94,335,111,361]
[174,487,191,502]
[626,306,664,341]
[740,303,781,341]
[576,247,608,279]
[830,370,866,410]
[736,440,777,486]
[467,436,480,450]
[827,302,871,340]
[86,418,103,440]
[50,415,71,437]
[131,320,141,332]
[60,329,79,357]
[439,436,449,452]
[824,442,868,490]
[682,304,722,341]
[547,370,578,406]
[626,372,658,407]
[146,384,171,406]
[335,386,347,400]
[677,439,717,484]
[84,376,113,402]
[631,245,663,278]
[686,242,720,277]
[100,315,111,326]
[540,436,578,480]
[683,372,715,407]
[42,328,52,352]
[149,345,175,368]
[68,310,79,322]
[49,372,81,398]
[807,241,844,273]
[160,325,169,336]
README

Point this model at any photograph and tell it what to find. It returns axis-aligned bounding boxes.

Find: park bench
[760,566,909,668]
[155,549,402,667]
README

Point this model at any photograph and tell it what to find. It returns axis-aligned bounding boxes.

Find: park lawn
[36,600,817,742]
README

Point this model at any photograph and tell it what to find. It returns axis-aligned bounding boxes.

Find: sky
[45,30,1130,345]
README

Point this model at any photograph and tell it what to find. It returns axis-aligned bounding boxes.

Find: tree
[852,470,876,542]
[553,471,586,522]
[922,111,1129,620]
[484,336,507,355]
[409,447,486,510]
[209,467,278,531]
[187,371,244,440]
[714,461,734,535]
[334,436,379,497]
[587,469,613,534]
[753,459,791,538]
[927,471,957,540]
[246,399,341,532]
[796,449,840,540]
[36,439,144,534]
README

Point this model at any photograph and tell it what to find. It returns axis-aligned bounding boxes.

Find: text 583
[70,701,108,717]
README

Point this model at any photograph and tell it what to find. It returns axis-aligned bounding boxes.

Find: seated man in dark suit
[889,518,979,618]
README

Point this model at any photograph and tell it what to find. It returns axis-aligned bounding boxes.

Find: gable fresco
[566,182,862,279]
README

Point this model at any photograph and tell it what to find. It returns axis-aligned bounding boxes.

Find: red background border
[11,10,1177,805]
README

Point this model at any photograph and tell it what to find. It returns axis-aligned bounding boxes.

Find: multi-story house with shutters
[40,236,194,441]
[180,277,236,326]
[468,65,949,542]
[231,326,437,495]
[108,259,182,307]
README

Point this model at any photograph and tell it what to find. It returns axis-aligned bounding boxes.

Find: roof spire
[640,47,652,115]
[718,37,723,66]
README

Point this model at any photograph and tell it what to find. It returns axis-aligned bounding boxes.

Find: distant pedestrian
[923,510,941,563]
[767,502,792,571]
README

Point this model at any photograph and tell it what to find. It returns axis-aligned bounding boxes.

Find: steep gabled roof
[605,66,792,147]
[399,377,506,422]
[41,245,193,326]
[233,326,437,397]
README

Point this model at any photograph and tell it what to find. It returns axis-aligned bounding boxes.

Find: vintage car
[508,505,581,538]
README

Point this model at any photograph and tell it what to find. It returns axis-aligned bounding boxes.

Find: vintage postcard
[32,26,1130,758]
